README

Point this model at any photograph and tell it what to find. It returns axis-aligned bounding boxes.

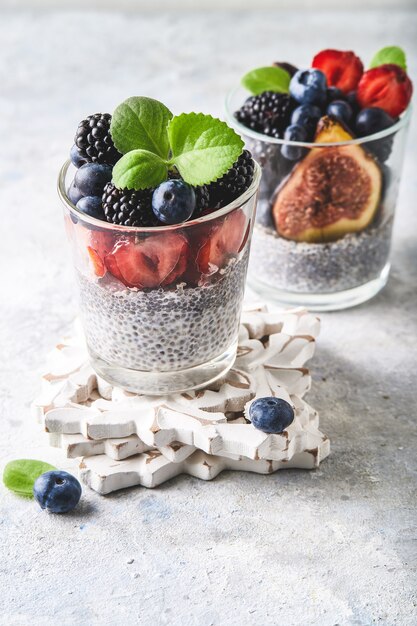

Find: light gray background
[0,8,416,626]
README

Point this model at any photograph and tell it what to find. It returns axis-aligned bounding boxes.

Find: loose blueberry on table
[232,46,412,296]
[249,397,295,434]
[33,470,82,514]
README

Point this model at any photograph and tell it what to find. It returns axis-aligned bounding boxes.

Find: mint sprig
[110,98,245,190]
[113,150,168,190]
[369,46,407,71]
[111,96,173,158]
[168,113,244,186]
[3,459,57,497]
[241,66,291,95]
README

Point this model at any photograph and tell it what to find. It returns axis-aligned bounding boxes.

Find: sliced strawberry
[195,210,247,275]
[104,232,189,289]
[357,64,413,118]
[87,246,106,277]
[312,49,363,94]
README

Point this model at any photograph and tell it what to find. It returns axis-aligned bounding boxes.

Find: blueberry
[355,107,396,137]
[289,69,327,106]
[33,470,82,514]
[327,86,344,102]
[70,144,87,168]
[152,180,196,224]
[74,163,112,197]
[68,180,84,205]
[281,124,307,161]
[249,397,295,434]
[345,91,360,114]
[290,104,322,139]
[326,100,353,125]
[355,108,396,163]
[76,196,105,220]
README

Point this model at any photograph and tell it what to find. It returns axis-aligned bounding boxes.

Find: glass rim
[225,85,412,148]
[58,159,262,233]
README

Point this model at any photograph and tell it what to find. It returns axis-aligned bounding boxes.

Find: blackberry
[102,183,159,227]
[193,185,211,216]
[235,91,295,139]
[207,150,255,209]
[75,113,122,166]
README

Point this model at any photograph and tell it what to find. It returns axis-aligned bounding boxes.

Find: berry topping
[68,181,84,206]
[355,107,397,162]
[235,92,295,138]
[195,209,247,275]
[326,100,353,125]
[281,124,307,161]
[193,185,211,217]
[105,232,189,289]
[355,107,396,137]
[207,150,255,209]
[74,162,112,197]
[74,112,121,165]
[356,64,413,118]
[290,104,322,139]
[326,86,344,102]
[76,196,105,220]
[102,184,158,227]
[272,61,298,77]
[33,470,82,514]
[289,69,327,106]
[312,49,364,94]
[152,180,196,225]
[70,144,87,168]
[249,397,295,434]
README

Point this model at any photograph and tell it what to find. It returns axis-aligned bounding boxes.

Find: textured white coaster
[33,305,329,493]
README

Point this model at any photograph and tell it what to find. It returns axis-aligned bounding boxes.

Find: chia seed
[249,219,393,294]
[77,249,249,371]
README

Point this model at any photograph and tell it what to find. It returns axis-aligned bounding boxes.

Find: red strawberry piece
[86,229,115,277]
[104,232,189,289]
[196,210,247,275]
[357,64,413,118]
[87,246,106,278]
[312,49,364,94]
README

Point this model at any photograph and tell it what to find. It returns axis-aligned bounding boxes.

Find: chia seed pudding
[77,249,249,371]
[250,217,393,294]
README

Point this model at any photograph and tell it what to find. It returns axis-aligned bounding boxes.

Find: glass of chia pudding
[226,47,412,310]
[58,96,260,394]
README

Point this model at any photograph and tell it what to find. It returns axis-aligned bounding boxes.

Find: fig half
[272,116,383,243]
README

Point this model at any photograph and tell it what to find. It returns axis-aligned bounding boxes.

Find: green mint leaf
[112,149,168,190]
[110,96,173,158]
[167,113,244,186]
[3,459,56,497]
[369,46,407,71]
[241,66,290,95]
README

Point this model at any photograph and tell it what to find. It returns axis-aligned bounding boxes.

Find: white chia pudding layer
[77,250,249,371]
[249,218,393,294]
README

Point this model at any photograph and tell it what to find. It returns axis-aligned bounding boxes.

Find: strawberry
[312,49,363,94]
[104,232,189,289]
[87,246,106,278]
[356,64,413,118]
[86,229,115,277]
[195,210,247,275]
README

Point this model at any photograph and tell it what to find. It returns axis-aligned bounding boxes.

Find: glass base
[248,262,390,312]
[88,339,238,396]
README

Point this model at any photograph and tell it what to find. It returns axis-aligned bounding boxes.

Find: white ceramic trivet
[33,305,329,494]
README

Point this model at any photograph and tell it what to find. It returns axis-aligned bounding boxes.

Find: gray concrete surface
[0,9,416,626]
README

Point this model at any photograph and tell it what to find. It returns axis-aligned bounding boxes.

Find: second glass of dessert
[226,46,412,310]
[59,97,260,394]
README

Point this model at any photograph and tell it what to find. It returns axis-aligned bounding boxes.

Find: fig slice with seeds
[271,116,383,243]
